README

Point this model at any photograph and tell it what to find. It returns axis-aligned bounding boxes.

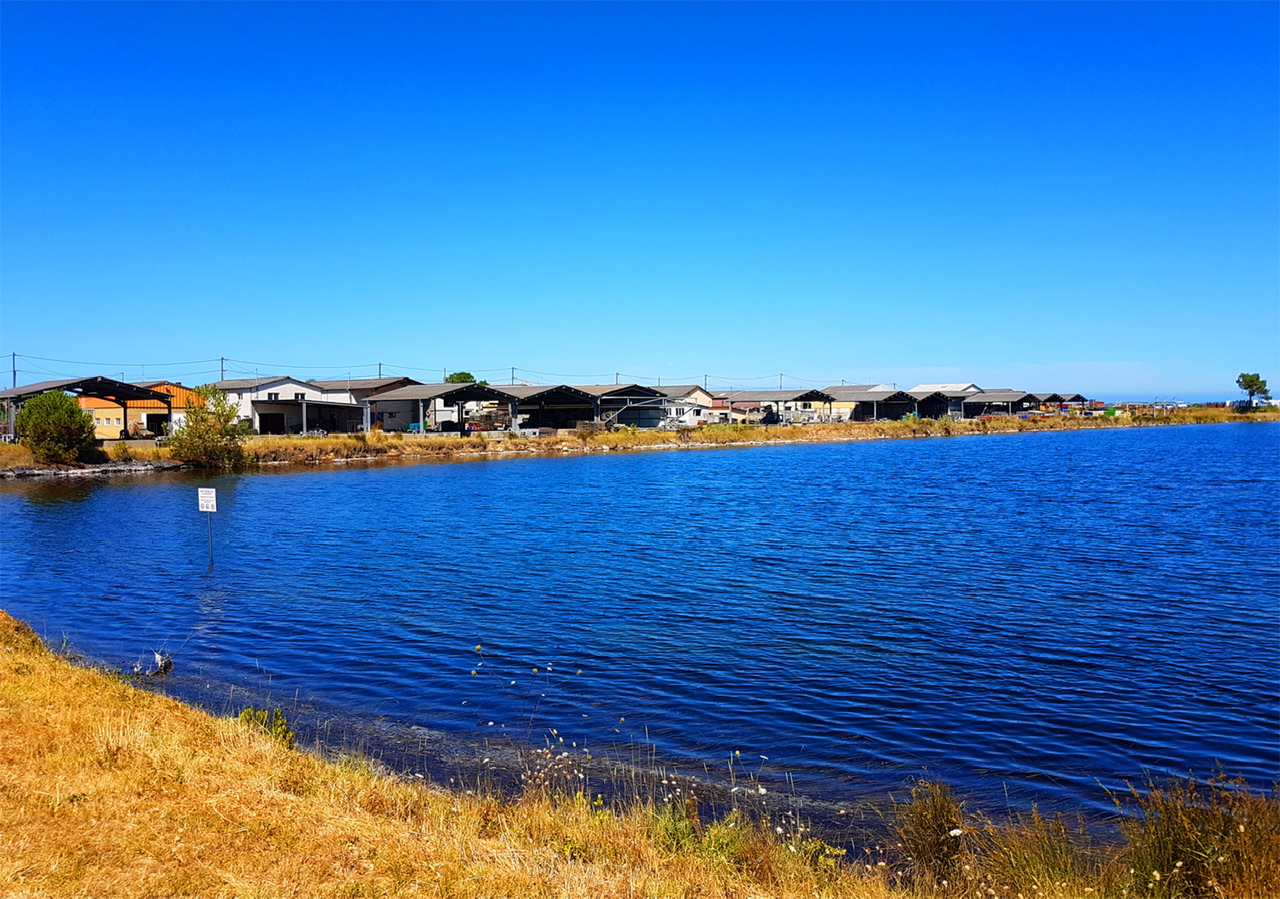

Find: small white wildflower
[1152,870,1161,881]
[776,826,784,834]
[758,786,767,794]
[949,828,964,837]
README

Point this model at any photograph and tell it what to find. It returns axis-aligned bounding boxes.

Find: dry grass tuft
[0,442,36,468]
[1114,773,1280,899]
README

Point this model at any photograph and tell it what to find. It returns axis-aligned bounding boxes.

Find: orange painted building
[79,381,198,439]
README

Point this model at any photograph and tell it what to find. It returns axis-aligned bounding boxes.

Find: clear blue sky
[2,2,1276,400]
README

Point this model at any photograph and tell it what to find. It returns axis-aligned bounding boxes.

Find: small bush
[15,391,97,463]
[108,442,133,462]
[238,706,296,749]
[168,385,246,469]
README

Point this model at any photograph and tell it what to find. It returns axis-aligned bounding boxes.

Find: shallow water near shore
[3,423,1277,819]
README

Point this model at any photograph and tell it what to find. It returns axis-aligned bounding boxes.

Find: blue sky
[2,2,1276,400]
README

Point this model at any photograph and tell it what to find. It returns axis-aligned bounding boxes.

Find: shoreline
[4,608,1276,899]
[4,410,1275,478]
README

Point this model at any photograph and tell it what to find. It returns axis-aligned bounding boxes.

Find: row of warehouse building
[0,375,1094,440]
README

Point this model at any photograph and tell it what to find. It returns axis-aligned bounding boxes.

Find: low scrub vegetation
[2,609,1275,898]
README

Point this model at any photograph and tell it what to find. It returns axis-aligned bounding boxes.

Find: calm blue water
[3,423,1277,817]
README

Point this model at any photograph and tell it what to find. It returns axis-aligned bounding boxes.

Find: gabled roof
[310,377,419,392]
[911,383,982,394]
[0,376,172,405]
[488,384,596,403]
[81,381,200,410]
[215,376,309,391]
[962,389,1035,404]
[721,389,835,404]
[822,386,915,403]
[651,384,711,399]
[367,382,511,403]
[573,384,667,399]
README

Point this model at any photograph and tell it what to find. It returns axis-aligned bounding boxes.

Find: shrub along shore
[3,610,1277,898]
[3,406,1276,475]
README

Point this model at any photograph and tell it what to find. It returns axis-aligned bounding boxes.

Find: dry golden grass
[0,609,902,898]
[0,442,36,468]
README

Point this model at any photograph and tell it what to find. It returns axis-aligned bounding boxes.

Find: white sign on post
[198,488,217,513]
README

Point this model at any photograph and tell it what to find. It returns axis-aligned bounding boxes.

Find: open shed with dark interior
[0,377,172,440]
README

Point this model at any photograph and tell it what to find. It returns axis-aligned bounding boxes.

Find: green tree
[15,391,97,463]
[444,371,488,385]
[167,385,247,469]
[1236,373,1271,406]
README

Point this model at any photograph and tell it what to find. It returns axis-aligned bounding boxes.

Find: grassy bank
[2,408,1277,473]
[3,610,1276,898]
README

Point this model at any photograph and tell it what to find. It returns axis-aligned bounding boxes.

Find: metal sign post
[198,488,217,569]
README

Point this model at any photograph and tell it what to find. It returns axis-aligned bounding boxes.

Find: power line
[14,353,220,367]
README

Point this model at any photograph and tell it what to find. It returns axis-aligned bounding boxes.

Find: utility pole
[511,366,515,385]
[615,372,619,385]
[378,361,383,378]
[220,357,226,381]
[779,373,783,389]
[11,353,16,390]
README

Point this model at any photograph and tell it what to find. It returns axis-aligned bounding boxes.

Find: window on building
[267,392,279,401]
[294,393,305,401]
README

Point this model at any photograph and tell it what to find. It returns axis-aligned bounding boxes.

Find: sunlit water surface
[3,423,1277,819]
